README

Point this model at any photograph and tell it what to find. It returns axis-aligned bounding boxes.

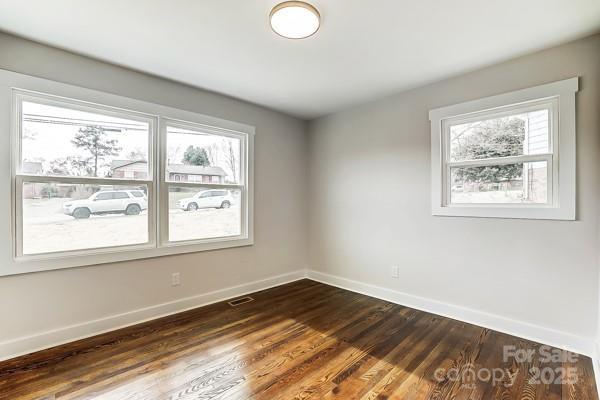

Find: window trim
[1,68,254,276]
[13,90,158,261]
[429,77,578,220]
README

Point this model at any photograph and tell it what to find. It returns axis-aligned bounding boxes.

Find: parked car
[63,190,148,219]
[176,189,234,211]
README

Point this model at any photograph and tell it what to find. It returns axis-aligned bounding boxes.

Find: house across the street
[111,160,227,184]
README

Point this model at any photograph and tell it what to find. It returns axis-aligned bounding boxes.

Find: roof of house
[111,160,227,176]
[168,164,227,176]
[111,160,144,169]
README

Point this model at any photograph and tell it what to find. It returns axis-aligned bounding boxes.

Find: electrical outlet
[390,266,399,278]
[171,272,181,286]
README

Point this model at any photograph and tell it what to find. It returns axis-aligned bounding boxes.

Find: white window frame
[0,69,254,276]
[159,117,250,247]
[429,77,578,220]
[13,90,158,260]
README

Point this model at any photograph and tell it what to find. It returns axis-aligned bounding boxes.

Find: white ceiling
[0,1,599,119]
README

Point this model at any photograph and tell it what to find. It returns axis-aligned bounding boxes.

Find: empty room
[0,1,599,399]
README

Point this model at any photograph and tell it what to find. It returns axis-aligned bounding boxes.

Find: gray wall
[0,33,308,343]
[307,34,600,338]
[1,30,598,352]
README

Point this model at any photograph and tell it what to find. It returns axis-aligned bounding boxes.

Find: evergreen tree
[452,118,525,184]
[71,125,121,177]
[183,146,211,166]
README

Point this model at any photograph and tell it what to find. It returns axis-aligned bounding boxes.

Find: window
[162,120,245,245]
[15,92,154,258]
[95,192,114,201]
[429,78,578,219]
[113,192,131,199]
[4,69,254,276]
[447,103,552,205]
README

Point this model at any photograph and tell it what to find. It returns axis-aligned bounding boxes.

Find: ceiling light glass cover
[270,1,320,39]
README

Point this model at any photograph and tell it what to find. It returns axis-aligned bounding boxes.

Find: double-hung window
[2,69,254,276]
[429,78,578,220]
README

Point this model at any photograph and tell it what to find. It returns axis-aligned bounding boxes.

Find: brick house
[111,160,227,184]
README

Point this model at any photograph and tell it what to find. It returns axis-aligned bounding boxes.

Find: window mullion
[164,182,244,190]
[158,117,168,246]
[15,174,154,186]
[447,154,552,169]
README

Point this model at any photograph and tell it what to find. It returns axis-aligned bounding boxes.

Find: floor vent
[228,296,254,307]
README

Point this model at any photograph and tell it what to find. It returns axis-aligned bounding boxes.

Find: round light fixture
[270,1,320,39]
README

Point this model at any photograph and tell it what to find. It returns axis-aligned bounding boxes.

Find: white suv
[176,189,234,211]
[63,190,148,219]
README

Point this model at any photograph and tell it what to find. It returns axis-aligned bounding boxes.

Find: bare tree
[48,156,92,176]
[222,139,238,183]
[23,126,38,141]
[127,148,147,161]
[167,145,181,167]
[206,143,219,166]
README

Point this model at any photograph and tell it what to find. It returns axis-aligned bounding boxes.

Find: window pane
[95,192,112,201]
[167,125,241,184]
[449,109,549,162]
[22,182,149,255]
[168,186,241,242]
[113,192,130,199]
[450,162,547,204]
[21,100,150,179]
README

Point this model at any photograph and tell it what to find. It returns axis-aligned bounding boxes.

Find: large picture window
[429,78,577,220]
[3,69,253,275]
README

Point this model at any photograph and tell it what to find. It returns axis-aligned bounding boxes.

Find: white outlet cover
[391,266,400,278]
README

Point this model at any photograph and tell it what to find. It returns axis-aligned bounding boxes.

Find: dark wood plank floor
[0,279,597,400]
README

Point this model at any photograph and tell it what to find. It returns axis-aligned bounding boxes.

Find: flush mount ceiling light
[270,1,320,39]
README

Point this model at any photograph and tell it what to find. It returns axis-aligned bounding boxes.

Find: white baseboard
[0,270,306,362]
[306,269,595,358]
[2,267,596,376]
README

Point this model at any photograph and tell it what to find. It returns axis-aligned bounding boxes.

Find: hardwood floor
[0,279,597,400]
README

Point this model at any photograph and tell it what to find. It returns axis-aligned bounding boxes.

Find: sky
[21,101,240,182]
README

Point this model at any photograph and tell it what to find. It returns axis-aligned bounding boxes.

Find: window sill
[3,237,254,277]
[432,205,575,220]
